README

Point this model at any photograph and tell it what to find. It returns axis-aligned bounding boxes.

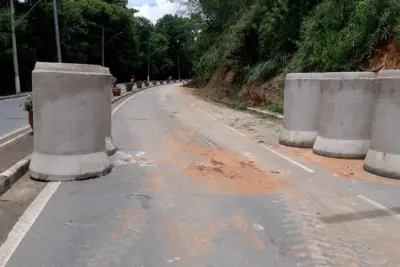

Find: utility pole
[10,0,21,94]
[178,53,181,80]
[52,0,62,62]
[147,42,150,82]
[101,26,104,66]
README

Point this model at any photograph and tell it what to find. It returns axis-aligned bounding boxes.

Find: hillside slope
[187,0,400,113]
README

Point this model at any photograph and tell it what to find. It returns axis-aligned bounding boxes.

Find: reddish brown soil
[163,126,289,196]
[273,145,400,186]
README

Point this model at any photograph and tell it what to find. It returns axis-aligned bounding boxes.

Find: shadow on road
[320,206,400,224]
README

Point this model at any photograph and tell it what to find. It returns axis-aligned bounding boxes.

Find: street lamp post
[10,0,60,94]
[178,53,180,81]
[101,30,123,67]
[10,0,20,94]
[52,0,62,62]
[147,42,150,82]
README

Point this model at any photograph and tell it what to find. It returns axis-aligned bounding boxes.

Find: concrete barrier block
[313,72,375,159]
[103,68,117,156]
[29,62,112,181]
[279,73,324,148]
[364,70,400,178]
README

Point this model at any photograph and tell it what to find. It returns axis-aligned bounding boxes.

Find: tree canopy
[0,0,195,95]
[178,0,400,101]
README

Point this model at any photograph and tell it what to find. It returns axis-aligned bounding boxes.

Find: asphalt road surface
[2,84,400,267]
[0,97,27,137]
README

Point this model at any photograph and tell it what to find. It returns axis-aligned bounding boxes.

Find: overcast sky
[127,0,180,24]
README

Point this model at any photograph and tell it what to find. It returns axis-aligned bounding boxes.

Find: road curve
[3,84,400,267]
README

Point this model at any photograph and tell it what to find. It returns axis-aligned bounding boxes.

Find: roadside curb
[0,83,165,196]
[212,98,284,120]
[0,92,30,101]
[111,84,159,103]
[0,154,31,196]
[246,107,284,120]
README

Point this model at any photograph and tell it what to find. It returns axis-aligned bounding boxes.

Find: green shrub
[266,102,283,114]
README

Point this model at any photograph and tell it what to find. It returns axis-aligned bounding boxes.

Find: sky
[127,0,180,24]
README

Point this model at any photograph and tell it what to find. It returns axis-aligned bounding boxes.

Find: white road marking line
[0,131,31,149]
[0,125,30,143]
[0,182,60,267]
[222,124,245,136]
[253,224,264,231]
[260,144,314,173]
[112,94,139,115]
[196,107,217,121]
[356,195,400,221]
[191,104,246,136]
[204,138,217,149]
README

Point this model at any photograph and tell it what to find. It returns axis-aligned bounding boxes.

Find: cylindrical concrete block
[103,68,117,156]
[29,62,112,181]
[364,70,400,178]
[313,72,375,159]
[279,73,323,147]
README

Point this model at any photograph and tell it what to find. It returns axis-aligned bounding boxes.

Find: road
[0,97,27,138]
[2,84,400,266]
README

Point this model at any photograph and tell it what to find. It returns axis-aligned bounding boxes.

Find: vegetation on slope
[180,0,400,112]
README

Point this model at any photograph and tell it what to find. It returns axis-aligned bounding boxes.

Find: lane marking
[0,182,60,267]
[357,195,400,221]
[204,138,217,149]
[222,124,245,136]
[0,131,31,149]
[190,103,245,136]
[260,144,314,173]
[0,125,30,143]
[196,107,217,121]
[112,94,139,115]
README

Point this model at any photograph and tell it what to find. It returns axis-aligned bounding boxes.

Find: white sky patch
[128,0,180,24]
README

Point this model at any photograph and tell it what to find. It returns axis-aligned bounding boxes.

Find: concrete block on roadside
[29,62,112,181]
[313,72,375,159]
[279,73,324,148]
[364,70,400,179]
[104,70,117,156]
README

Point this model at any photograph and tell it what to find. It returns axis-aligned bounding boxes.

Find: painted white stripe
[0,131,31,149]
[112,94,139,115]
[0,182,60,267]
[260,144,314,173]
[191,105,246,136]
[0,125,30,143]
[196,107,218,121]
[222,124,245,136]
[357,195,400,221]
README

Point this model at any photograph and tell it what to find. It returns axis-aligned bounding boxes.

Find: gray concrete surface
[3,84,400,266]
[29,62,112,181]
[280,73,323,148]
[313,72,375,158]
[364,70,400,179]
[0,97,28,138]
[103,68,117,156]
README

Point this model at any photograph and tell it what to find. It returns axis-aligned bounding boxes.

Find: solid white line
[0,182,60,267]
[222,124,245,136]
[112,94,139,115]
[357,195,400,221]
[260,144,315,173]
[0,125,30,143]
[196,107,218,121]
[193,105,246,136]
[0,131,31,149]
